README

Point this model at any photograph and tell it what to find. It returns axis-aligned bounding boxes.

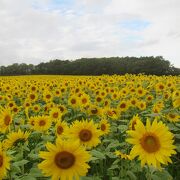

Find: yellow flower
[129,114,141,130]
[49,107,62,122]
[33,115,52,132]
[99,119,110,135]
[0,107,13,133]
[0,143,11,179]
[69,120,101,148]
[114,150,131,160]
[126,119,176,169]
[118,100,129,112]
[166,113,179,123]
[79,93,90,108]
[68,95,80,108]
[55,121,69,138]
[38,139,90,180]
[4,129,30,150]
[173,98,180,108]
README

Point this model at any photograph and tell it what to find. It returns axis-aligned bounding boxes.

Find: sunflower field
[0,74,179,180]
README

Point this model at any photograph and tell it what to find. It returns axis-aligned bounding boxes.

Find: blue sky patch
[121,19,150,31]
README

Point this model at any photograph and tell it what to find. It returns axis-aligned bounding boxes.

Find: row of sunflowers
[0,74,179,180]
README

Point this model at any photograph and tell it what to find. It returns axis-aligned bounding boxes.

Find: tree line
[0,56,179,76]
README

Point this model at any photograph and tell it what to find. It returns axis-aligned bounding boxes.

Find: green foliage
[0,56,179,76]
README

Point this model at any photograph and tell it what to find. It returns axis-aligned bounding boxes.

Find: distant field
[0,75,179,180]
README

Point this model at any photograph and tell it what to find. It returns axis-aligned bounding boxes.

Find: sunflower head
[69,120,101,148]
[0,142,11,179]
[0,107,13,133]
[98,119,110,135]
[126,119,176,169]
[4,129,30,150]
[38,139,90,180]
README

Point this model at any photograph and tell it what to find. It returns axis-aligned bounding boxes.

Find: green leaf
[126,170,137,180]
[106,141,121,150]
[13,160,29,167]
[29,167,43,177]
[91,150,105,160]
[20,176,36,180]
[108,164,120,170]
[117,125,128,132]
[151,174,162,180]
[28,153,39,160]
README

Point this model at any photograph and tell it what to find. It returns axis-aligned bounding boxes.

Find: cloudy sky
[0,0,180,67]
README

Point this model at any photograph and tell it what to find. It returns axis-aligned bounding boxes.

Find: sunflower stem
[146,166,152,180]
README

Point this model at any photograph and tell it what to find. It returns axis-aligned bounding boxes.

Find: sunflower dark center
[30,94,35,100]
[120,103,126,108]
[13,107,18,112]
[131,100,136,105]
[39,120,46,126]
[55,151,75,169]
[140,134,160,153]
[53,112,59,118]
[32,87,36,91]
[159,85,164,89]
[9,103,13,107]
[101,124,106,131]
[4,115,11,126]
[82,98,87,104]
[59,106,64,112]
[97,97,102,102]
[71,99,76,104]
[0,155,3,167]
[57,126,63,135]
[169,114,175,118]
[79,129,92,142]
[46,95,51,99]
[91,108,98,114]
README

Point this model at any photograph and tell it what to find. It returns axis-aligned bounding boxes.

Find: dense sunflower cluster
[0,74,179,179]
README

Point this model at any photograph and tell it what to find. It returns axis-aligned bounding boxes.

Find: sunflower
[69,120,101,148]
[114,150,131,160]
[136,87,146,97]
[0,107,13,133]
[103,107,118,119]
[88,105,102,116]
[155,82,166,92]
[173,98,180,108]
[98,119,110,135]
[146,95,154,103]
[28,92,38,102]
[33,115,52,132]
[126,119,176,169]
[57,104,67,115]
[49,107,62,122]
[118,100,129,112]
[4,129,30,150]
[137,101,146,111]
[0,143,11,179]
[79,94,90,108]
[38,139,90,180]
[28,116,37,130]
[43,91,53,103]
[68,95,80,108]
[129,114,141,130]
[166,112,179,123]
[129,97,138,107]
[32,104,41,113]
[55,121,69,138]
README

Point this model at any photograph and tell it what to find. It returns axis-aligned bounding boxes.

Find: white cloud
[0,0,180,67]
